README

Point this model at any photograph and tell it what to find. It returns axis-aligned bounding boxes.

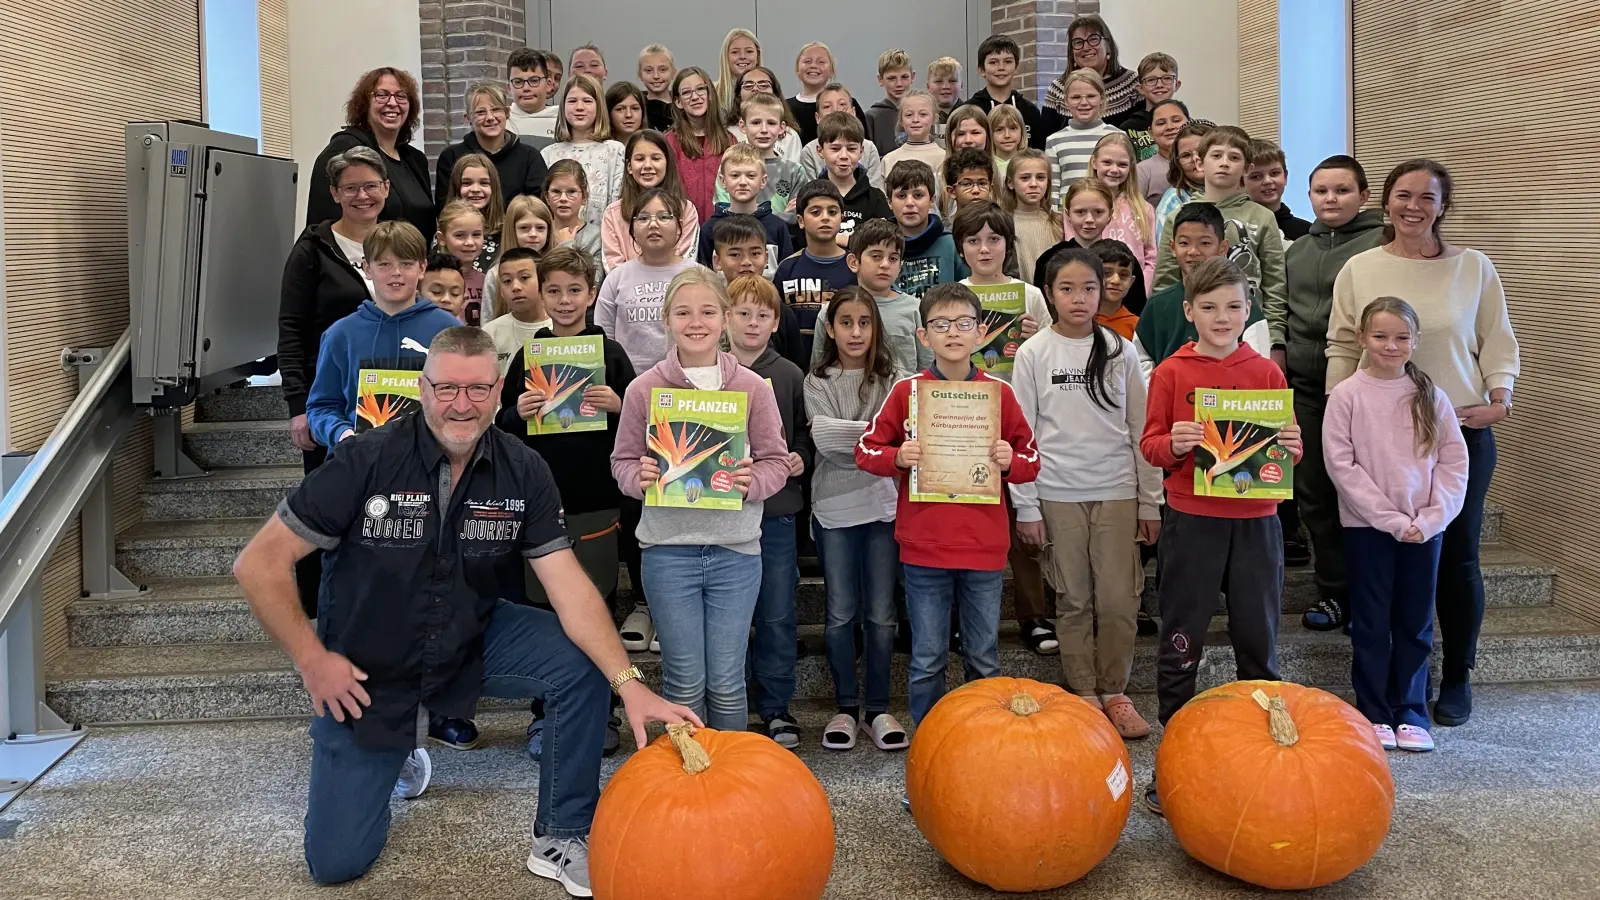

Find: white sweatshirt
[1008,327,1164,522]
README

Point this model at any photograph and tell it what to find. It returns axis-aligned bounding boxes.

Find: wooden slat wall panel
[1354,1,1600,624]
[1237,0,1278,141]
[259,0,293,158]
[0,1,200,656]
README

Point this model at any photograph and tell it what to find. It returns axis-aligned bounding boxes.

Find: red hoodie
[1140,342,1300,519]
[856,369,1041,571]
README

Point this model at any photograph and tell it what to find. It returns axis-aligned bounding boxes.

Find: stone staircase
[45,385,1600,724]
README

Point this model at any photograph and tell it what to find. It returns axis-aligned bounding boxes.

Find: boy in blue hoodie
[698,144,792,274]
[306,221,462,448]
[302,220,475,751]
[886,159,962,299]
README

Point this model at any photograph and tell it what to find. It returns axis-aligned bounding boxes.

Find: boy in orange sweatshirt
[857,282,1040,727]
[1139,257,1302,815]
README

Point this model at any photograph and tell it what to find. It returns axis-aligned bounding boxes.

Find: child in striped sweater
[1043,69,1122,211]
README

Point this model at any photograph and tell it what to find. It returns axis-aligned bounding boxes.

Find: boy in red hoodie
[1139,257,1302,815]
[857,283,1040,726]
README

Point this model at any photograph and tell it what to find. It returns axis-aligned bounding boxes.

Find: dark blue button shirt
[278,412,569,749]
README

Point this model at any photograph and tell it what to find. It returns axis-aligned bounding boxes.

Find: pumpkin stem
[666,723,712,774]
[1009,693,1042,716]
[1266,695,1299,746]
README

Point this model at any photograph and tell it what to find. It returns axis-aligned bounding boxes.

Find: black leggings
[1437,425,1495,683]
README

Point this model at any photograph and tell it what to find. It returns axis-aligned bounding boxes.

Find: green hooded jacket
[1153,191,1288,347]
[1282,209,1386,397]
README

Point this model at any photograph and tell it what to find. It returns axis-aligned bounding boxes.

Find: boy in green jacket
[1283,154,1386,634]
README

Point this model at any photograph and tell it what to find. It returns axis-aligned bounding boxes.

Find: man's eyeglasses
[1141,75,1177,88]
[956,179,991,191]
[510,76,546,89]
[1070,33,1104,51]
[925,316,978,333]
[424,378,495,402]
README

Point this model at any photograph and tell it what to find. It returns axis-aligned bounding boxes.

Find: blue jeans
[750,515,799,718]
[902,564,1003,723]
[303,601,609,883]
[814,519,899,715]
[643,544,762,731]
[1346,527,1441,729]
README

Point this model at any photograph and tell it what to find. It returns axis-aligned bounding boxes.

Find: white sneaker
[619,609,653,652]
[528,834,591,897]
[393,748,432,799]
[648,634,660,653]
[1371,724,1397,750]
[1396,724,1435,752]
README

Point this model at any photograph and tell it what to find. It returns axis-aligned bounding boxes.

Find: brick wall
[419,0,525,156]
[990,0,1100,101]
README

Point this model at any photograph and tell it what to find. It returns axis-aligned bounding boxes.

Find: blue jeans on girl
[813,519,899,715]
[1345,527,1443,729]
[642,544,762,731]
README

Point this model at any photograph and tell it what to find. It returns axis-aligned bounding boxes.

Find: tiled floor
[2,683,1599,899]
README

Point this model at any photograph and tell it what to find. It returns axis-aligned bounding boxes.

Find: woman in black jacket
[278,145,385,616]
[435,82,548,209]
[305,67,434,239]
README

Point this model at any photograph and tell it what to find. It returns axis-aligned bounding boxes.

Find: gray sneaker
[392,748,431,800]
[527,833,591,897]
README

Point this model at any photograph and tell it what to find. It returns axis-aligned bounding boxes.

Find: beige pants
[1039,498,1142,697]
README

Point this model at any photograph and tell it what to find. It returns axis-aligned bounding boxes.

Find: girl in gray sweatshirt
[802,287,910,752]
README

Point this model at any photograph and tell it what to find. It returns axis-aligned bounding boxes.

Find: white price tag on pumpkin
[1106,759,1128,801]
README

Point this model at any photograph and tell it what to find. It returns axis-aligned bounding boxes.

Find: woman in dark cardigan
[305,67,434,240]
[278,146,385,617]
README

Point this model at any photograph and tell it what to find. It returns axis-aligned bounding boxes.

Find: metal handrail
[0,327,139,630]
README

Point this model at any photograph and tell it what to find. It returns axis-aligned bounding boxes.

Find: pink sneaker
[1372,724,1397,750]
[1396,724,1435,752]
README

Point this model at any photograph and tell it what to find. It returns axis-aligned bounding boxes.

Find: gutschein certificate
[909,380,1002,504]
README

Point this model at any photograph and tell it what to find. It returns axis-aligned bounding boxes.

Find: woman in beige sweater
[1326,159,1520,729]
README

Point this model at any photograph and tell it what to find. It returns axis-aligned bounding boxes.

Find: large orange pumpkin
[590,725,835,900]
[1156,680,1394,889]
[906,677,1132,891]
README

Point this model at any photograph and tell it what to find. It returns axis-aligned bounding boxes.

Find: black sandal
[1022,618,1059,655]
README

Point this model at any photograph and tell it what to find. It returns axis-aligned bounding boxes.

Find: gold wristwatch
[609,665,644,694]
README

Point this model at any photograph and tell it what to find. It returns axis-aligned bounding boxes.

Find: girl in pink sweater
[1324,297,1468,754]
[611,267,790,731]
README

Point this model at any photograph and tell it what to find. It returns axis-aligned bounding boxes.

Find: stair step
[105,518,1556,638]
[46,607,1600,724]
[141,466,301,520]
[183,420,299,468]
[195,384,288,423]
